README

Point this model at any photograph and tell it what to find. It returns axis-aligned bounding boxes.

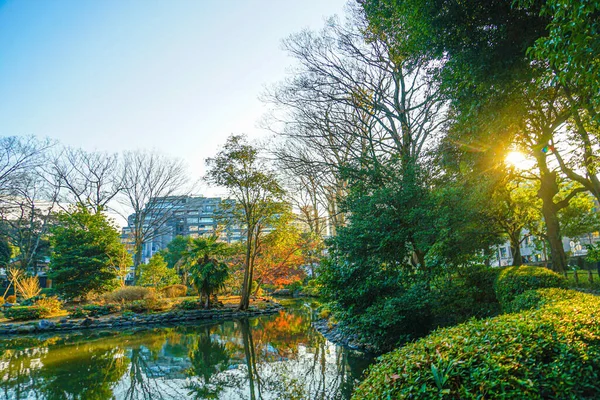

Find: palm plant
[185,236,230,309]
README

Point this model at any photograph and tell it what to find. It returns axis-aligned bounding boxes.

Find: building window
[189,225,198,231]
[187,218,199,224]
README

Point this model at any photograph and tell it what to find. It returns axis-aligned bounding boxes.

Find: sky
[0,0,348,198]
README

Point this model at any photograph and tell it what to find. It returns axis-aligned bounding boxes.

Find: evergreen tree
[49,205,122,300]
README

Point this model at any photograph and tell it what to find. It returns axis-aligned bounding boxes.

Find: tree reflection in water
[0,300,372,399]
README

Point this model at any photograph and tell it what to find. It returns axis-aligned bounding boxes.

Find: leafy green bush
[494,266,567,311]
[432,265,501,327]
[507,287,581,313]
[354,289,600,400]
[177,299,202,310]
[160,284,187,298]
[69,306,89,318]
[82,303,121,317]
[103,286,155,303]
[5,306,42,321]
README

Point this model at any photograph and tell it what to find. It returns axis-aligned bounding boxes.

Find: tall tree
[50,147,123,214]
[205,135,285,310]
[49,205,123,300]
[120,151,189,281]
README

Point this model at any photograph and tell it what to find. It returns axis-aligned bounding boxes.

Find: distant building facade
[122,195,243,264]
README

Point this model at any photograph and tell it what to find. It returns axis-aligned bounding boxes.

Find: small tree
[185,236,230,308]
[138,253,178,289]
[49,205,123,300]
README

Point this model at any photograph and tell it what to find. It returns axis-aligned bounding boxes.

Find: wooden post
[573,269,579,286]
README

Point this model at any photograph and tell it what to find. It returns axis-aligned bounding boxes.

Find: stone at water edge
[38,320,56,330]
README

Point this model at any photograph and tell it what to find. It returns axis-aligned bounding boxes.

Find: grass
[564,269,600,290]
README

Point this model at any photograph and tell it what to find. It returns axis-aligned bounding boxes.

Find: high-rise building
[122,195,243,263]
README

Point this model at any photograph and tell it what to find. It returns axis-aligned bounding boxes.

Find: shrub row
[4,306,42,321]
[354,288,600,399]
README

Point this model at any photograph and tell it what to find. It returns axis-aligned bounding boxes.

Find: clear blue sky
[0,0,347,188]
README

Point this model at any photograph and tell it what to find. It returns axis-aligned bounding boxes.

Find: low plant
[82,303,121,317]
[18,276,42,300]
[6,295,16,303]
[0,296,4,304]
[34,296,64,318]
[177,299,202,310]
[103,286,155,303]
[5,306,42,321]
[69,306,89,318]
[494,265,567,311]
[354,289,600,400]
[126,298,170,313]
[160,284,187,298]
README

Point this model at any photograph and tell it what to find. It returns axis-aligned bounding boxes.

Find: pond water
[0,299,373,400]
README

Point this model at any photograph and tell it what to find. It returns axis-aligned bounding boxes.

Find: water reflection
[0,300,372,399]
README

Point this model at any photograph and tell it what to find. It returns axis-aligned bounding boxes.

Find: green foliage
[184,236,230,308]
[160,284,187,298]
[49,205,123,300]
[69,306,88,318]
[354,289,600,399]
[559,191,600,239]
[494,266,567,311]
[432,266,501,327]
[161,235,191,269]
[0,236,11,267]
[82,303,121,317]
[177,299,202,310]
[138,253,179,289]
[5,306,41,321]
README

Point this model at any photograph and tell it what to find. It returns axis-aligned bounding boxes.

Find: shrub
[82,303,121,317]
[432,265,501,327]
[160,284,187,298]
[354,289,600,400]
[6,295,17,303]
[69,307,89,319]
[126,298,170,313]
[34,296,64,318]
[5,306,42,321]
[0,296,4,304]
[18,276,42,300]
[103,286,155,303]
[494,266,567,311]
[177,299,202,310]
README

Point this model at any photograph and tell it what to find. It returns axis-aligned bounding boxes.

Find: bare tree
[0,136,52,200]
[120,150,190,281]
[49,147,123,213]
[263,7,447,242]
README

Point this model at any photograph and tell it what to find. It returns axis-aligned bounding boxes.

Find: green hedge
[5,306,42,321]
[353,289,600,399]
[494,266,567,311]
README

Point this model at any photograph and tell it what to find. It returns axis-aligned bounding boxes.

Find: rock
[81,317,94,327]
[272,288,292,296]
[38,320,56,330]
[60,318,68,323]
[17,325,36,333]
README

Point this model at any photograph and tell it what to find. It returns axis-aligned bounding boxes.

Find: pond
[0,299,373,399]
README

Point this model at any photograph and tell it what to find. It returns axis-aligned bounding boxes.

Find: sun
[505,151,533,170]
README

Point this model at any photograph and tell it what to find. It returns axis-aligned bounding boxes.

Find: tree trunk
[239,229,253,311]
[133,241,143,283]
[509,230,522,266]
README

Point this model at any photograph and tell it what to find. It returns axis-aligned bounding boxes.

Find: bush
[34,296,64,318]
[494,266,567,311]
[6,295,16,303]
[82,303,121,317]
[160,284,187,298]
[103,286,155,303]
[354,289,600,400]
[126,298,170,313]
[5,306,42,321]
[432,265,501,327]
[177,299,202,310]
[69,307,89,319]
[0,296,4,304]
